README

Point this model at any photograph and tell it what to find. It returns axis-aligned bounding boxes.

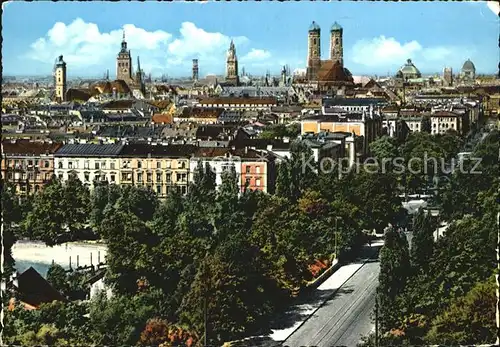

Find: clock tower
[117,30,133,83]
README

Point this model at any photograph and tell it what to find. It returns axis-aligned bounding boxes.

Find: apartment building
[54,144,124,188]
[197,97,277,112]
[1,140,62,195]
[119,143,197,197]
[189,147,276,193]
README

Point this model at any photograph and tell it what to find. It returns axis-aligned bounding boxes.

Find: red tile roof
[2,140,62,155]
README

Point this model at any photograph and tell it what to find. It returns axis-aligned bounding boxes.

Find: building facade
[54,144,124,189]
[119,144,196,198]
[1,141,62,195]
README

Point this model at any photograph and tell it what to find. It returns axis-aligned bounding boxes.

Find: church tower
[306,21,321,81]
[330,22,343,67]
[117,30,133,83]
[226,40,239,86]
[54,55,67,103]
[135,56,146,96]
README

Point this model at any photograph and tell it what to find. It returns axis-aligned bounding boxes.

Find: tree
[275,141,316,202]
[410,209,434,272]
[378,228,411,332]
[24,175,91,245]
[179,232,282,344]
[369,135,399,162]
[138,318,200,347]
[88,291,157,346]
[346,169,404,233]
[46,264,69,296]
[425,277,496,345]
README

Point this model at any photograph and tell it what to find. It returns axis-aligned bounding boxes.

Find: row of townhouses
[1,141,277,198]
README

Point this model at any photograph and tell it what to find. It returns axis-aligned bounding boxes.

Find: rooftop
[120,143,198,157]
[309,21,321,32]
[2,140,62,156]
[55,143,124,157]
[330,22,343,31]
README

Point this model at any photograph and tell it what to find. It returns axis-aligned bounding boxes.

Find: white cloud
[167,22,248,63]
[241,48,271,62]
[26,18,171,74]
[25,18,266,77]
[351,36,422,67]
[350,35,474,72]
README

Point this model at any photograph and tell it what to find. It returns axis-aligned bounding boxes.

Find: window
[45,173,51,181]
[137,173,143,182]
[137,161,142,169]
[95,162,100,170]
[166,173,172,183]
[110,162,116,170]
[58,162,63,169]
[68,162,73,169]
[110,174,115,182]
[156,162,162,169]
[256,178,261,187]
[179,161,186,169]
[156,173,162,182]
[101,161,106,169]
[246,166,251,174]
[84,172,90,182]
[28,172,34,180]
[256,166,261,174]
[156,185,162,195]
[147,173,152,182]
[245,177,251,185]
[7,172,12,179]
[28,160,33,166]
[84,161,90,169]
[181,185,187,195]
[58,174,63,180]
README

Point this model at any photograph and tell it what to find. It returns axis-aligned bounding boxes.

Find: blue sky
[2,1,499,78]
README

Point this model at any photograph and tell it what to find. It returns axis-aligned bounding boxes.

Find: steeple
[121,29,127,52]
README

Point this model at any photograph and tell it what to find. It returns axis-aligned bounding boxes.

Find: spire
[120,29,127,52]
[230,39,235,50]
[137,56,141,73]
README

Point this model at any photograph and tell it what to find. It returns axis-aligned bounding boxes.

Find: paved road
[283,260,380,347]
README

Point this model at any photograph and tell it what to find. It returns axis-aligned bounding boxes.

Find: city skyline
[2,1,499,78]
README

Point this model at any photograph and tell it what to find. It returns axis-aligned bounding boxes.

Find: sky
[2,1,499,78]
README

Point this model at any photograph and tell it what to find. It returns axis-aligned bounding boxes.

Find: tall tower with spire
[226,40,239,86]
[306,21,321,81]
[135,56,145,95]
[330,22,343,67]
[54,55,67,103]
[117,30,133,83]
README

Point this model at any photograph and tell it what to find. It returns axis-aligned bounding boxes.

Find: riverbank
[12,240,108,277]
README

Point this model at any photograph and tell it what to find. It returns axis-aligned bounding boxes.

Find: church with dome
[460,59,476,83]
[305,21,354,90]
[396,59,422,80]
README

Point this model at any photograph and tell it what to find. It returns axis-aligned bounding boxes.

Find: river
[12,240,108,278]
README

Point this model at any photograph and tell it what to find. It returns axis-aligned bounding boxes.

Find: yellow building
[301,111,382,154]
[119,143,197,198]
